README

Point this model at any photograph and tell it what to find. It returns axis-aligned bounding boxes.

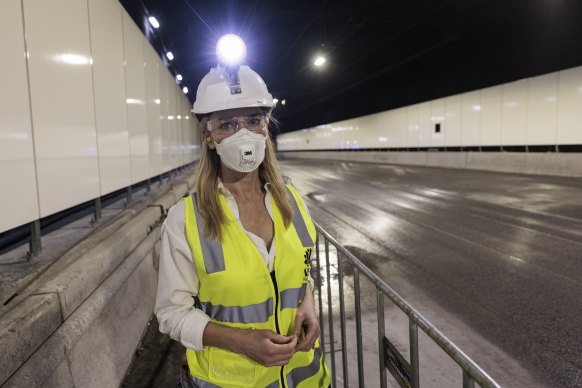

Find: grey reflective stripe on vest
[196,297,274,324]
[192,193,225,273]
[286,346,324,388]
[187,374,221,388]
[286,187,314,247]
[280,283,307,309]
[265,379,280,388]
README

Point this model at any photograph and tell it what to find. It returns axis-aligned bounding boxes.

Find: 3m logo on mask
[239,144,256,170]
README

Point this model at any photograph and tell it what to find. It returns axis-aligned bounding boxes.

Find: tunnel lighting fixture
[154,98,161,105]
[273,98,279,104]
[148,17,160,29]
[176,74,183,82]
[281,99,286,105]
[216,34,246,65]
[182,86,189,94]
[314,56,326,66]
[471,105,481,112]
[166,51,174,61]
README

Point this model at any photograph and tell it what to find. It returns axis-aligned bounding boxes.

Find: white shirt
[154,182,313,351]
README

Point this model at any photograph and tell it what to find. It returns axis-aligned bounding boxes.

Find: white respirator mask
[214,128,266,173]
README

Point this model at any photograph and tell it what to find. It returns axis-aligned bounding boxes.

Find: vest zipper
[270,271,286,388]
[270,271,281,334]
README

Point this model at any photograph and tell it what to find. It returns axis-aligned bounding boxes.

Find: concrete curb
[0,172,196,386]
[3,229,161,387]
[0,294,63,384]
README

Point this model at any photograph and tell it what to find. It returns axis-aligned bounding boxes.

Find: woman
[154,63,331,387]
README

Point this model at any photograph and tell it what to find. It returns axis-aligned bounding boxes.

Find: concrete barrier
[0,294,62,384]
[525,152,582,177]
[426,152,467,169]
[280,151,582,178]
[3,230,160,387]
[0,172,196,386]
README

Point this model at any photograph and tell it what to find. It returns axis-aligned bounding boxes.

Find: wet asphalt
[280,159,582,388]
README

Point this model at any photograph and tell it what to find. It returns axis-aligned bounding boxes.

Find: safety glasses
[207,114,268,135]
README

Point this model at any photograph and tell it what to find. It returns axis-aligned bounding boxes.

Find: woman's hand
[203,322,297,367]
[293,283,320,352]
[239,329,297,367]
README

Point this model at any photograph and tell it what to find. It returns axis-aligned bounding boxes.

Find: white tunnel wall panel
[0,0,40,233]
[527,73,558,145]
[501,80,527,145]
[351,115,372,148]
[278,65,582,152]
[180,101,187,164]
[170,83,179,169]
[406,105,420,148]
[557,67,582,144]
[479,86,503,146]
[168,76,177,170]
[88,0,131,196]
[392,108,408,148]
[23,0,100,218]
[430,99,445,147]
[122,13,149,184]
[417,102,431,147]
[1,0,194,233]
[444,95,462,146]
[460,91,481,146]
[144,43,163,177]
[159,66,170,173]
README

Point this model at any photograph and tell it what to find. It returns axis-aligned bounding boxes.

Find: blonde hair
[194,116,293,241]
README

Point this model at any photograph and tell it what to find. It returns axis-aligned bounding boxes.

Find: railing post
[463,371,475,388]
[325,239,336,388]
[354,267,365,387]
[29,220,41,257]
[377,289,387,388]
[94,198,101,222]
[337,251,349,386]
[409,320,420,388]
[127,186,133,205]
[315,233,325,351]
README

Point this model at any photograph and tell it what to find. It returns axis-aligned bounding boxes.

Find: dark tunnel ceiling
[120,0,582,135]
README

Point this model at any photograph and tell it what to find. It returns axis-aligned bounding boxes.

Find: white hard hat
[192,65,275,115]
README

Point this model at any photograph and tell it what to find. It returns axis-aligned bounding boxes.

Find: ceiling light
[216,34,246,66]
[281,99,286,105]
[314,56,326,66]
[273,98,279,104]
[182,87,189,94]
[176,74,183,82]
[148,17,160,29]
[166,52,174,61]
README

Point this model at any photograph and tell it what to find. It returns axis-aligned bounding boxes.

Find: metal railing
[313,222,501,388]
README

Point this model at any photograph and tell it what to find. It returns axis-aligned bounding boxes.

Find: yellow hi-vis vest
[182,184,331,387]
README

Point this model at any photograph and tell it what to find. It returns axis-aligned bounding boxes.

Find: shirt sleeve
[154,201,211,351]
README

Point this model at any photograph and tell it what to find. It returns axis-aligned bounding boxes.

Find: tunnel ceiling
[119,0,582,134]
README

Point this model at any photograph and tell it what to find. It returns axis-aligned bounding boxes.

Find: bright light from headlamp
[216,34,246,66]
